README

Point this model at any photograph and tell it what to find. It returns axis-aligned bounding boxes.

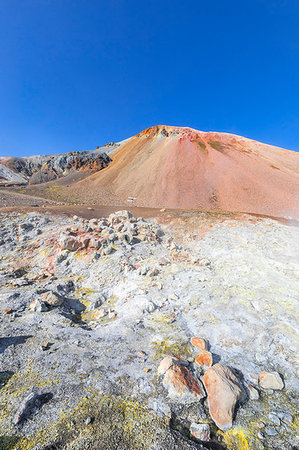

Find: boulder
[59,233,81,251]
[202,364,246,431]
[41,291,64,307]
[159,357,205,403]
[114,210,133,220]
[29,299,48,312]
[259,371,284,390]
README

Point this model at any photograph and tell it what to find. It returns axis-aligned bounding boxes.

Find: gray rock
[13,391,52,425]
[265,425,278,436]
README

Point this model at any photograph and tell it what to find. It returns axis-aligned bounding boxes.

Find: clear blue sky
[0,0,298,157]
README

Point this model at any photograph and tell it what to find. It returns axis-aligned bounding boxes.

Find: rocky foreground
[0,210,298,449]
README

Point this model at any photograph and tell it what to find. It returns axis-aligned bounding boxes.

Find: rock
[59,233,81,251]
[190,423,210,441]
[108,310,116,319]
[190,337,208,351]
[276,411,293,424]
[194,351,213,368]
[29,299,48,312]
[146,301,156,313]
[160,358,205,402]
[202,364,246,431]
[85,417,92,425]
[13,391,52,425]
[268,412,281,425]
[148,268,159,277]
[41,291,64,307]
[248,384,259,400]
[265,425,278,436]
[257,432,264,440]
[259,371,284,390]
[3,308,13,314]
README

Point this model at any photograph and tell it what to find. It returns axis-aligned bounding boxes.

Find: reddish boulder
[202,364,245,430]
[160,358,205,403]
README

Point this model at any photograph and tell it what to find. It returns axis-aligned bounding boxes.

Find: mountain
[0,145,115,185]
[76,125,299,217]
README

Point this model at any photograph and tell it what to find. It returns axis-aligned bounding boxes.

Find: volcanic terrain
[0,126,298,450]
[73,125,299,217]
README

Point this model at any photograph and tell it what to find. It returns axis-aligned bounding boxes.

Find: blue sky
[0,0,298,157]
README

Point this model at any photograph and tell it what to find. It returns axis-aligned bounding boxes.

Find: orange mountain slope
[77,125,299,217]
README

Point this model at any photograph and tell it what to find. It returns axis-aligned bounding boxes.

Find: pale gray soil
[0,211,298,449]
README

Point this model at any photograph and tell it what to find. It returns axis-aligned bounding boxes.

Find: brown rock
[259,371,284,390]
[202,363,245,430]
[190,337,208,350]
[3,308,13,314]
[195,351,213,368]
[162,359,205,402]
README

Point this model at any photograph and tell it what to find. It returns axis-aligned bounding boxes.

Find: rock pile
[158,335,286,439]
[58,210,163,255]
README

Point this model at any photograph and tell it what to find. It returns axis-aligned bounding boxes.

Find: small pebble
[265,425,278,436]
[85,417,92,426]
[257,432,264,440]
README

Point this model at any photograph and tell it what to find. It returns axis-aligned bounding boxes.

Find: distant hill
[0,145,114,185]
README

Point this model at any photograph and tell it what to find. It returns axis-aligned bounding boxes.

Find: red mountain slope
[77,125,299,217]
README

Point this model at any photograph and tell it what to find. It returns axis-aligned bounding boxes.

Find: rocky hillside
[0,146,114,185]
[0,209,298,449]
[75,125,299,217]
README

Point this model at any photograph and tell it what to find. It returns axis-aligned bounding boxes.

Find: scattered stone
[268,412,281,426]
[190,337,208,351]
[29,299,48,312]
[85,417,92,426]
[108,310,116,319]
[259,371,284,390]
[13,391,52,425]
[276,411,293,424]
[41,291,64,307]
[59,233,81,251]
[190,423,210,441]
[3,308,13,314]
[194,351,213,368]
[41,342,51,351]
[257,432,264,440]
[202,363,246,431]
[265,425,278,436]
[248,384,259,400]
